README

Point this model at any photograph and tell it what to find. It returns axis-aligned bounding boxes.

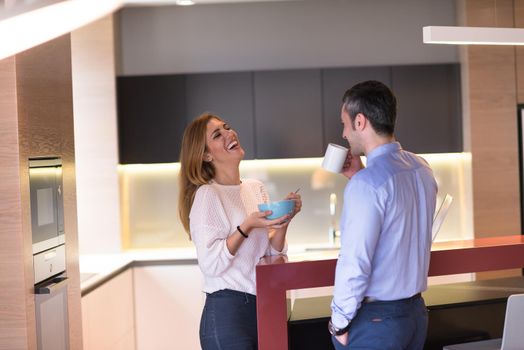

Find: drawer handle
[35,277,68,295]
[44,250,57,261]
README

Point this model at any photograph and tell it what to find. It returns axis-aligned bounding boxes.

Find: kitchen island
[256,235,524,350]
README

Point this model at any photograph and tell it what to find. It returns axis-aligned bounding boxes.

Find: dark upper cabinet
[117,75,186,164]
[186,72,256,159]
[322,67,392,148]
[391,64,462,153]
[254,70,323,159]
[117,64,462,164]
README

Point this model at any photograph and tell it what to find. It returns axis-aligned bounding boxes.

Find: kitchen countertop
[78,244,325,295]
[80,237,508,295]
[79,247,199,295]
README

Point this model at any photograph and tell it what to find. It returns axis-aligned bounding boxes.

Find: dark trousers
[332,295,428,350]
[200,289,258,350]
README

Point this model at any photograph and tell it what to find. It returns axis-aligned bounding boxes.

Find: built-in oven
[29,157,69,349]
[29,157,65,255]
[35,275,69,350]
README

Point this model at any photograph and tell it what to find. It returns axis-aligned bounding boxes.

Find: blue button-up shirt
[331,142,438,328]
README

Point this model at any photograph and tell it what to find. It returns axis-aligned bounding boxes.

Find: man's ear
[355,113,366,130]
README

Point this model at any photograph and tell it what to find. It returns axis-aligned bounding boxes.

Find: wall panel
[460,0,521,279]
[0,57,29,350]
[0,35,82,349]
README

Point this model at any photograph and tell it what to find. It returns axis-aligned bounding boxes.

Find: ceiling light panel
[423,26,524,46]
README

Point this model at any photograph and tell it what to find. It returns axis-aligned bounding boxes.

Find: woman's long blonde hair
[178,113,222,237]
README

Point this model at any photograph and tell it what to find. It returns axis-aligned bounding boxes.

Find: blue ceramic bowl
[258,200,295,220]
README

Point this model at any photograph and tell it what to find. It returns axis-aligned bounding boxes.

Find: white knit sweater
[189,179,287,295]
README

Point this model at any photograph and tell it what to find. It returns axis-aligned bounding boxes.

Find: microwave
[29,158,65,255]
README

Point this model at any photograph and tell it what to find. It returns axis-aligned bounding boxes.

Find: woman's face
[204,118,245,166]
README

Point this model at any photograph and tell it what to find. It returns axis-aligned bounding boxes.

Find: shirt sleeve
[330,178,385,329]
[266,241,288,256]
[190,186,235,278]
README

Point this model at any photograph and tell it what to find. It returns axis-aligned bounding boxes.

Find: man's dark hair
[342,80,397,136]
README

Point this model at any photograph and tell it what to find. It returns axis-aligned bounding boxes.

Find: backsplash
[119,153,473,250]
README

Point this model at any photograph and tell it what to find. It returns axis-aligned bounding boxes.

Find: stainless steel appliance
[35,276,70,350]
[29,157,65,256]
[29,157,69,350]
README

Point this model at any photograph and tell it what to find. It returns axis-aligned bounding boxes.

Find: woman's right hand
[242,211,290,233]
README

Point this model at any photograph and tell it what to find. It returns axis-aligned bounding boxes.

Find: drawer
[33,244,66,284]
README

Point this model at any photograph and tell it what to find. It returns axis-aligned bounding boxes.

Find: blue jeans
[200,289,258,350]
[331,295,428,350]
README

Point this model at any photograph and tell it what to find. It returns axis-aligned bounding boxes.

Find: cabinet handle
[35,276,68,295]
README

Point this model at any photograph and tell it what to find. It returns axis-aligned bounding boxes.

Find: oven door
[30,159,62,254]
[35,275,70,350]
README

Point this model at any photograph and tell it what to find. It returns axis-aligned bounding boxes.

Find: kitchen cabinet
[254,69,324,158]
[186,72,256,159]
[391,64,462,154]
[133,264,204,350]
[81,269,135,350]
[117,75,187,164]
[321,66,392,147]
[117,64,462,164]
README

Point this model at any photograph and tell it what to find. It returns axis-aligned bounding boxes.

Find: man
[328,80,438,349]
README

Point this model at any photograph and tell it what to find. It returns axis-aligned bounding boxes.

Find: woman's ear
[203,153,213,163]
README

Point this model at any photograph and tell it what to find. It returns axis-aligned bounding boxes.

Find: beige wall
[71,15,122,255]
[0,57,29,350]
[516,0,524,103]
[461,0,521,237]
[460,0,524,278]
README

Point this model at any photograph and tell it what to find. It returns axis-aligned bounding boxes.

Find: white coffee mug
[321,143,349,173]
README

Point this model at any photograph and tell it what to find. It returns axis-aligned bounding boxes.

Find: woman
[178,113,301,350]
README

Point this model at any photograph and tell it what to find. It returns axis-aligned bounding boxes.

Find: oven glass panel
[30,167,59,246]
[37,187,55,226]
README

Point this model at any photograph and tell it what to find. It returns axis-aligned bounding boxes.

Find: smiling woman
[204,118,245,180]
[177,113,302,350]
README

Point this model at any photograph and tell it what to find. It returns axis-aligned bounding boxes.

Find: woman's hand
[241,192,301,239]
[284,192,302,221]
[242,211,290,233]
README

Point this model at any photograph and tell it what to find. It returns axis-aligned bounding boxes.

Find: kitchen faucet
[328,193,340,246]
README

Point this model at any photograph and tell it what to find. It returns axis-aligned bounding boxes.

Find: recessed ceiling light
[176,0,195,5]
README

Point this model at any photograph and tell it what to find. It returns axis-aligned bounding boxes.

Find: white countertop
[79,247,198,292]
[79,244,340,293]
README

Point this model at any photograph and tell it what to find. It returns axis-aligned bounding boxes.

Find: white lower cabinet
[133,264,204,350]
[81,269,136,350]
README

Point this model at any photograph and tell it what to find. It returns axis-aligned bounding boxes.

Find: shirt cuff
[269,241,288,255]
[331,311,350,330]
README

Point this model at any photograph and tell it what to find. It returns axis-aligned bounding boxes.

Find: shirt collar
[366,142,402,165]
